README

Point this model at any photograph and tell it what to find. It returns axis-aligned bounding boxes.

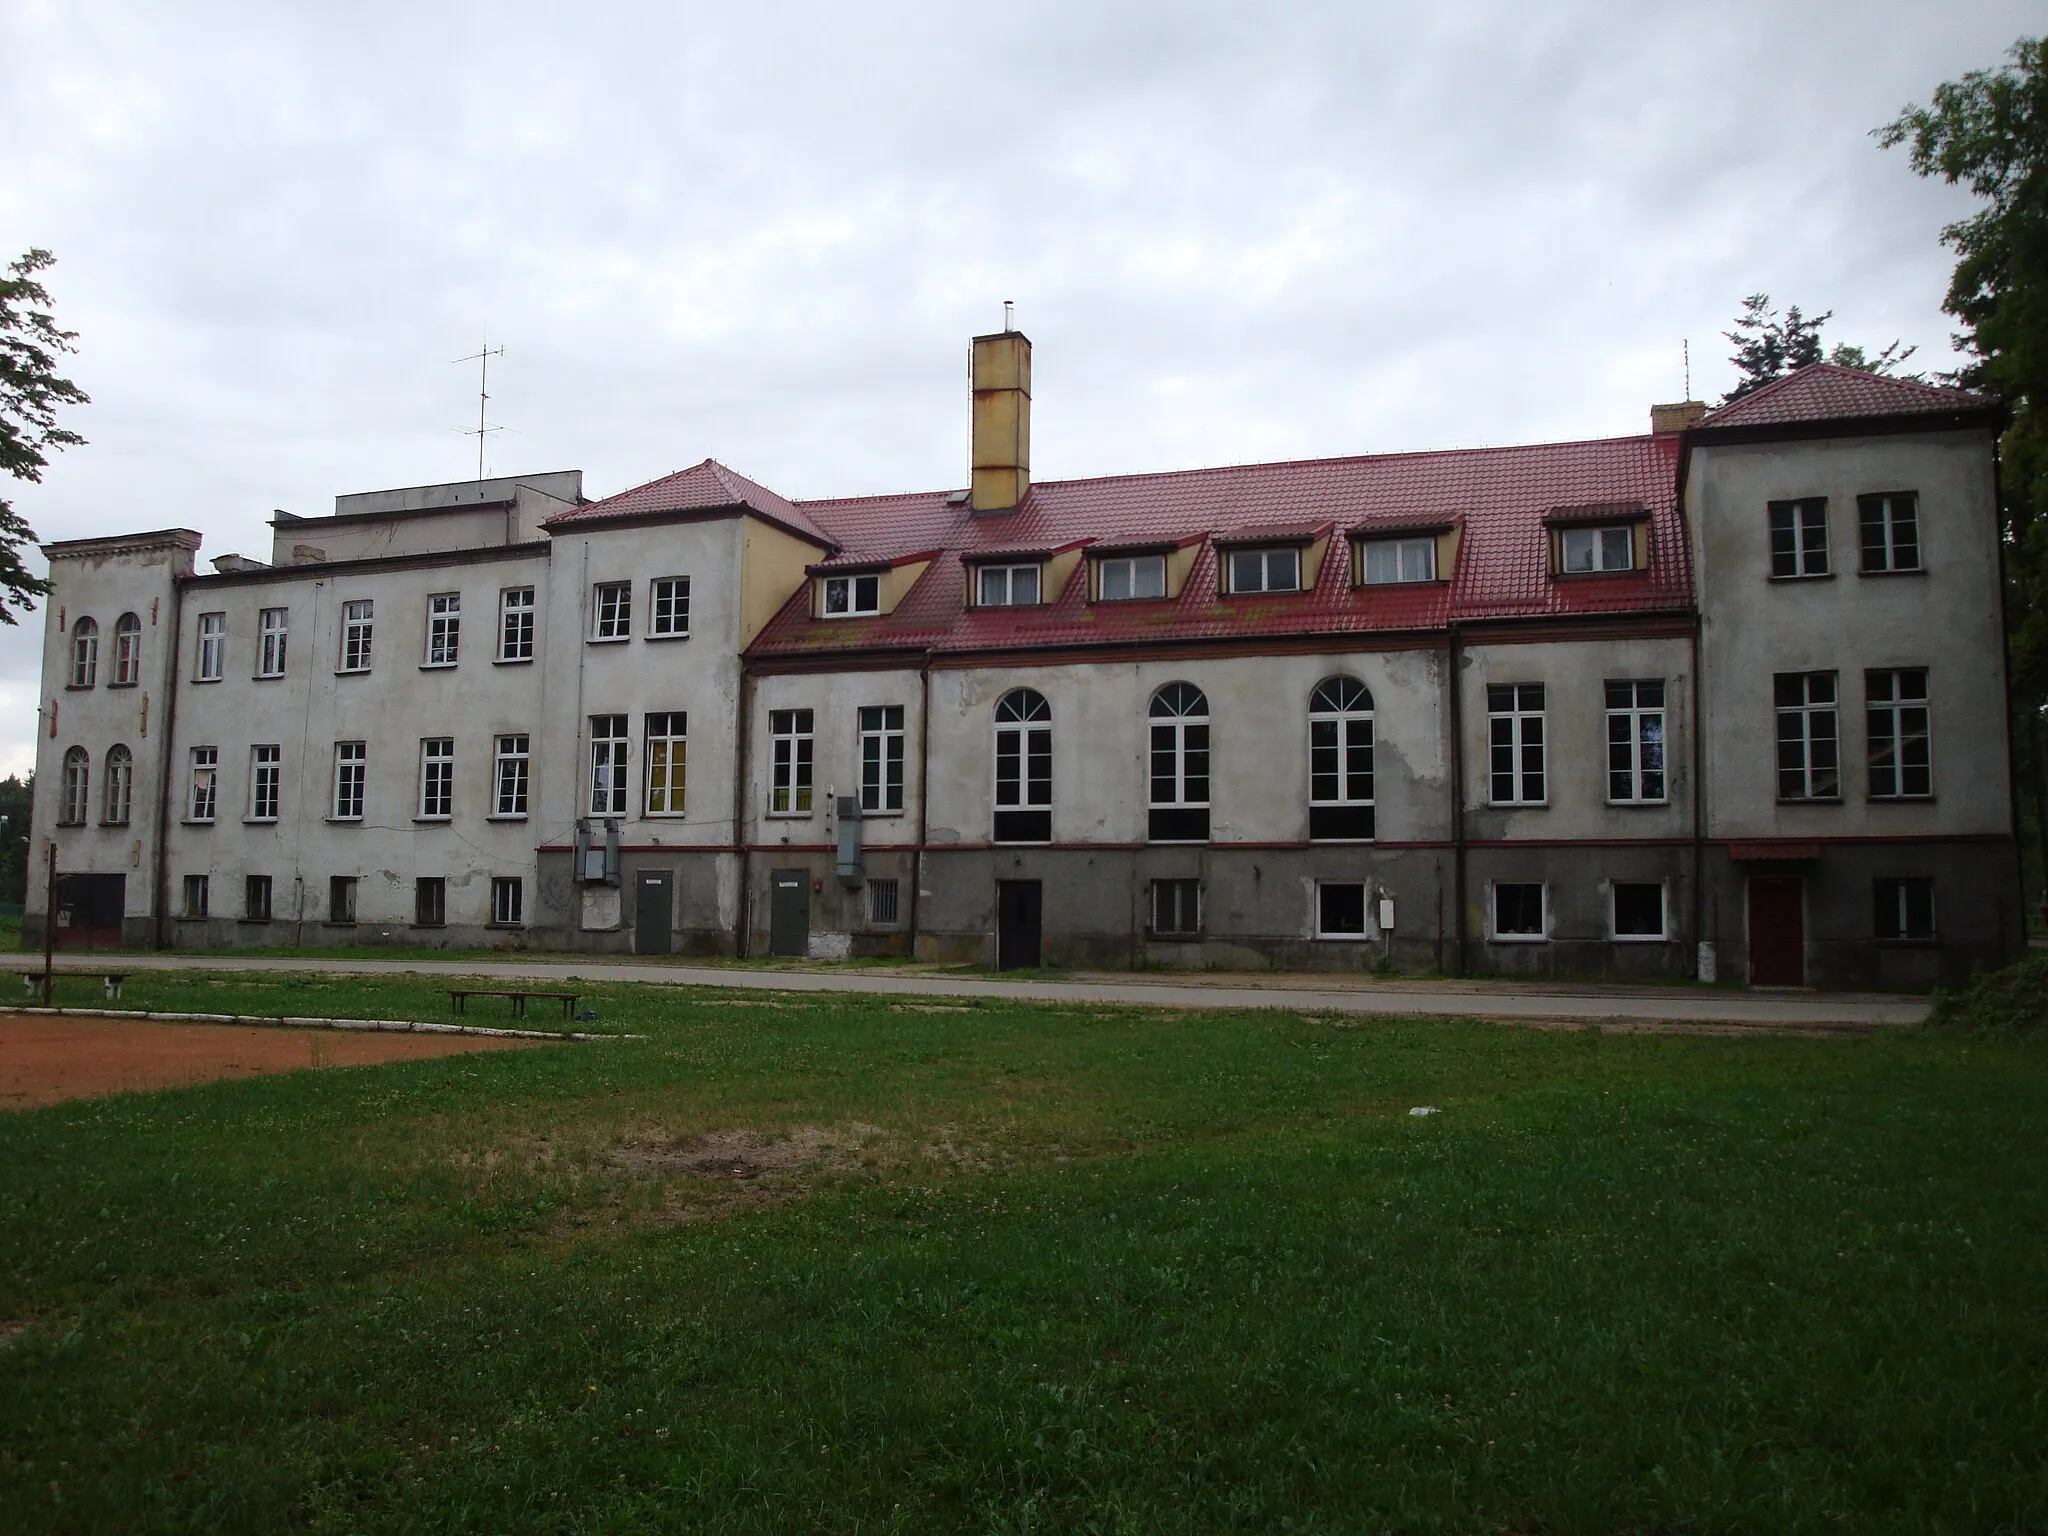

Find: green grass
[2,977,2045,1532]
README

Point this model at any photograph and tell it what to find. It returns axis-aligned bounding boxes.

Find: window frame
[183,873,210,919]
[69,617,99,688]
[1611,882,1668,942]
[649,576,691,639]
[768,708,815,816]
[1775,671,1842,802]
[591,581,632,642]
[490,876,524,927]
[992,688,1053,843]
[58,746,90,825]
[257,606,289,678]
[1487,683,1547,806]
[867,877,901,927]
[975,563,1043,607]
[423,592,461,668]
[414,877,447,928]
[498,586,536,663]
[1358,536,1437,586]
[248,743,282,823]
[589,714,629,816]
[188,746,219,823]
[1147,683,1211,843]
[1874,876,1936,941]
[1605,679,1668,805]
[1558,525,1634,575]
[820,573,882,618]
[111,613,142,687]
[492,734,530,819]
[1491,881,1547,943]
[1859,492,1922,575]
[1151,878,1202,939]
[196,611,227,682]
[1768,498,1830,580]
[331,741,366,821]
[338,600,374,673]
[417,737,454,821]
[102,744,133,826]
[1314,880,1370,940]
[644,711,687,817]
[1308,676,1376,841]
[1095,554,1167,602]
[859,704,906,815]
[243,874,273,923]
[1225,545,1302,595]
[328,875,357,924]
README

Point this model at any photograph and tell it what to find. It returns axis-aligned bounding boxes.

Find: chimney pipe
[970,330,1031,513]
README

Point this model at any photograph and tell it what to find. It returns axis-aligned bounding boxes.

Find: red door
[1748,877,1805,985]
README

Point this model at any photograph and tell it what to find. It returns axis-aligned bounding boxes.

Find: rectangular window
[1605,680,1667,803]
[821,573,881,616]
[248,744,281,822]
[650,576,691,638]
[1487,683,1547,805]
[414,877,446,927]
[499,586,535,661]
[329,875,357,924]
[196,612,226,681]
[1874,877,1935,940]
[1152,878,1201,937]
[591,581,631,640]
[112,616,140,686]
[1769,499,1830,578]
[244,874,272,922]
[258,607,288,677]
[1097,554,1167,601]
[418,738,454,819]
[1316,881,1368,938]
[1612,882,1666,940]
[188,746,219,822]
[339,600,374,671]
[1360,537,1436,585]
[183,873,209,918]
[1493,882,1545,939]
[425,592,460,666]
[645,711,687,815]
[770,708,815,814]
[332,741,366,820]
[859,704,906,813]
[491,876,524,926]
[976,564,1042,606]
[1866,668,1932,799]
[589,715,628,815]
[1559,526,1634,573]
[1775,672,1841,800]
[993,706,1053,842]
[1227,546,1301,594]
[494,734,530,817]
[1859,492,1921,573]
[867,877,901,926]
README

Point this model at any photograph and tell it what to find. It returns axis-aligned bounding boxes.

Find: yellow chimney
[970,330,1031,513]
[1650,400,1707,434]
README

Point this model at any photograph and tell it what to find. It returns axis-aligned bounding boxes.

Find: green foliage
[1719,293,1916,404]
[1926,951,2048,1031]
[0,249,89,623]
[0,774,30,906]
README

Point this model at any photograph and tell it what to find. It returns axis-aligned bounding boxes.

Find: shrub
[1925,952,2048,1032]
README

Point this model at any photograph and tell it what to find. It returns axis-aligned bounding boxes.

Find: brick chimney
[1651,400,1708,434]
[970,329,1031,513]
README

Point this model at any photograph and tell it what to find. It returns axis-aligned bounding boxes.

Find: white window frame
[339,600,374,673]
[248,743,281,823]
[1314,880,1370,940]
[820,573,881,617]
[196,612,226,682]
[591,581,631,642]
[424,592,460,667]
[418,737,454,820]
[493,734,530,818]
[1308,676,1375,841]
[498,586,536,662]
[1487,683,1547,805]
[1225,546,1301,594]
[112,613,141,686]
[589,715,628,815]
[332,741,366,821]
[1769,499,1830,579]
[1605,680,1667,804]
[1610,881,1668,942]
[859,704,905,814]
[1360,537,1436,585]
[1859,492,1921,574]
[69,618,98,688]
[992,689,1053,841]
[976,564,1042,607]
[1875,876,1936,941]
[1775,671,1841,801]
[491,876,524,927]
[1559,525,1633,574]
[1096,554,1166,602]
[1866,668,1932,800]
[1147,683,1210,842]
[188,746,219,823]
[644,711,687,816]
[649,576,691,638]
[769,708,814,815]
[258,607,288,678]
[59,746,89,825]
[1490,881,1547,943]
[102,744,133,826]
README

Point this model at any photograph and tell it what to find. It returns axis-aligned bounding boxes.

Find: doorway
[996,879,1042,970]
[52,873,125,950]
[768,869,809,957]
[1747,877,1805,985]
[634,870,673,956]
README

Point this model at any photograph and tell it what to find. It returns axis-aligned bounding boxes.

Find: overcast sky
[1,0,2035,775]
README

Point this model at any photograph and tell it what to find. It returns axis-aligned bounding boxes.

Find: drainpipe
[1690,613,1708,976]
[733,664,755,958]
[1447,622,1466,974]
[909,653,931,958]
[150,574,187,949]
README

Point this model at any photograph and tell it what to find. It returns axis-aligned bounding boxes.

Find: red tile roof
[545,458,836,548]
[748,433,1691,659]
[1702,363,1993,430]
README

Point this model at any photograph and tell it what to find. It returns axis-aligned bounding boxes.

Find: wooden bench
[19,971,128,1002]
[446,988,581,1020]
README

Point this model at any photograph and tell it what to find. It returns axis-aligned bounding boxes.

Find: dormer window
[822,573,881,616]
[1359,536,1437,585]
[976,564,1041,606]
[1225,546,1301,594]
[1559,526,1634,574]
[1097,554,1166,601]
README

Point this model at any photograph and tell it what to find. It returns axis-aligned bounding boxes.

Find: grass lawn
[2,976,2044,1533]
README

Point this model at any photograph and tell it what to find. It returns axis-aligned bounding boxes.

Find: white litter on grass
[1408,1106,1439,1117]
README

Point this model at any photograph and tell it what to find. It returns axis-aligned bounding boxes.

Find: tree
[0,249,90,623]
[0,775,29,907]
[1719,293,1917,404]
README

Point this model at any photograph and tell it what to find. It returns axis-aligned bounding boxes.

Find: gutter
[1447,622,1466,974]
[151,580,187,949]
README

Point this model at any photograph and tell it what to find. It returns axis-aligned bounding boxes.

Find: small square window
[1559,526,1633,574]
[182,874,209,918]
[329,876,357,924]
[1096,554,1167,601]
[491,877,524,927]
[1227,546,1301,594]
[1493,882,1545,939]
[1316,881,1368,938]
[1612,883,1666,939]
[976,564,1042,606]
[867,877,900,926]
[1875,877,1935,940]
[415,877,446,928]
[1360,537,1436,585]
[244,874,273,922]
[1152,878,1201,937]
[821,573,881,616]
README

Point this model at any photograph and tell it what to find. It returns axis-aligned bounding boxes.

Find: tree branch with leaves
[0,248,90,623]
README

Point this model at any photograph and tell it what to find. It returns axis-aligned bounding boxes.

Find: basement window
[821,573,881,617]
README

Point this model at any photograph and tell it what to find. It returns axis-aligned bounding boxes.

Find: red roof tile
[1702,364,1993,430]
[546,458,836,548]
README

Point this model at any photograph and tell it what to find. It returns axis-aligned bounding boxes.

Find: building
[28,334,2024,987]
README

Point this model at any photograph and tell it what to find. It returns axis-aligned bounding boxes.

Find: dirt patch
[892,1004,976,1014]
[696,999,812,1010]
[0,1017,542,1111]
[611,1122,884,1180]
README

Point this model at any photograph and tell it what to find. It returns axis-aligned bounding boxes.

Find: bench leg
[452,995,465,1015]
[513,996,526,1019]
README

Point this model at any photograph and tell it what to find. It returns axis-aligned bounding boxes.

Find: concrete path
[35,952,1930,1030]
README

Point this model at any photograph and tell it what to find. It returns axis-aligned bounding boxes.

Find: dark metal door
[768,869,809,957]
[634,870,673,956]
[1748,878,1805,985]
[53,873,124,950]
[996,879,1042,970]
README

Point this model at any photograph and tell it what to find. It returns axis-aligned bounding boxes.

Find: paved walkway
[39,952,1930,1030]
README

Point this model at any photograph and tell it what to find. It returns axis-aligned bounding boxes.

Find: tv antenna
[453,342,505,481]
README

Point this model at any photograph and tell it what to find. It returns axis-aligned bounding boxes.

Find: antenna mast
[453,343,505,481]
[1683,338,1691,399]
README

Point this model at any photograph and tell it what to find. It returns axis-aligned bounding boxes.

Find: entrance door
[996,879,1042,971]
[768,869,810,957]
[634,870,673,956]
[53,873,125,950]
[1748,877,1805,985]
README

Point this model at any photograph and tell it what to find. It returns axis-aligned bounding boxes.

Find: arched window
[103,744,133,825]
[59,746,90,825]
[70,617,98,688]
[993,687,1052,843]
[112,613,142,686]
[1147,682,1210,842]
[1309,676,1374,840]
